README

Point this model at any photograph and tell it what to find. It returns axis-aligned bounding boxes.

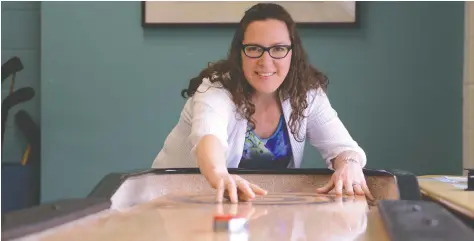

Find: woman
[152,3,373,203]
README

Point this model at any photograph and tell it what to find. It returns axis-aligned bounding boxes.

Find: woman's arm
[306,88,367,170]
[189,78,267,202]
[195,134,228,187]
[188,78,233,175]
[307,88,372,198]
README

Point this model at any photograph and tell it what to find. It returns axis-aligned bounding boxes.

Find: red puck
[213,214,248,232]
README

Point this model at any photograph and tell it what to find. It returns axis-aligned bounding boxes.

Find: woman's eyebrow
[243,42,291,46]
[271,41,291,45]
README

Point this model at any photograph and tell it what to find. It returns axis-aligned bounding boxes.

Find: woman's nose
[257,51,273,66]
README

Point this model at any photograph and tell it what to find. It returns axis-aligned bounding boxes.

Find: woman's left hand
[316,159,374,200]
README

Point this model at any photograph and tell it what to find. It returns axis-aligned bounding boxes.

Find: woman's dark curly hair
[181,3,329,142]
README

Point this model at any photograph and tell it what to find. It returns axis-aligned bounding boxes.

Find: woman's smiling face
[241,19,293,95]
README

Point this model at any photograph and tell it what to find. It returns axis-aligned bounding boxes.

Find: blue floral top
[239,115,293,169]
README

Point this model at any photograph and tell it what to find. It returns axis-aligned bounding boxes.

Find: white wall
[464,2,474,171]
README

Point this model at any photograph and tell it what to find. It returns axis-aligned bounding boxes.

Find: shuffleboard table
[2,168,474,241]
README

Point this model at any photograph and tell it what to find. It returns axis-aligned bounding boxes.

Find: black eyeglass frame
[241,44,293,59]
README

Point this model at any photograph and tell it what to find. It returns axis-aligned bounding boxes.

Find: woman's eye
[247,47,261,52]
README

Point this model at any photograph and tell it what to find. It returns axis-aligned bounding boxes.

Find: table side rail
[1,198,111,241]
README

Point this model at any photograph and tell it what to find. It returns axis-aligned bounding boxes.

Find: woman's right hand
[194,135,267,203]
[208,172,268,203]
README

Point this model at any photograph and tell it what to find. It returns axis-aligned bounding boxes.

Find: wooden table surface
[417,175,473,219]
[16,193,390,241]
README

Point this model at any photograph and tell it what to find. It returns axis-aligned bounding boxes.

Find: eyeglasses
[241,44,292,59]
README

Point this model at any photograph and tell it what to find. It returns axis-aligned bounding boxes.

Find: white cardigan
[152,77,366,169]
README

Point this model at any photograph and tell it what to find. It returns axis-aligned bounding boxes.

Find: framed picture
[141,1,358,27]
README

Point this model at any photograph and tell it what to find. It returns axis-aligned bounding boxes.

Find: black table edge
[1,198,110,240]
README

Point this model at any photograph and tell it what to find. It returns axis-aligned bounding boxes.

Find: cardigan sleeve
[306,88,367,169]
[188,78,233,158]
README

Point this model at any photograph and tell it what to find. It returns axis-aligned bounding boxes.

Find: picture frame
[141,1,358,27]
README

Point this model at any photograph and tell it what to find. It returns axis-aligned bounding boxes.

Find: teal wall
[39,2,464,202]
[1,1,41,164]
